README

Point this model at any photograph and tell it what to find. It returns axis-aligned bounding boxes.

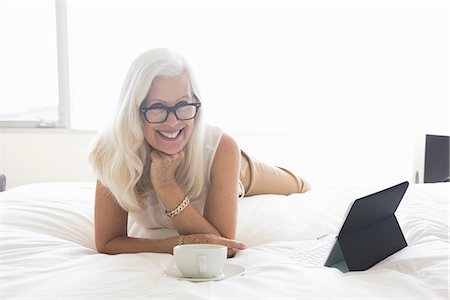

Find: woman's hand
[184,234,247,258]
[150,150,184,190]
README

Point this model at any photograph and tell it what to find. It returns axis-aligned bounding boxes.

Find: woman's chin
[160,149,181,155]
[151,144,184,155]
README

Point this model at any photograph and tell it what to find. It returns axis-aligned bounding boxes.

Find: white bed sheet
[1,181,449,299]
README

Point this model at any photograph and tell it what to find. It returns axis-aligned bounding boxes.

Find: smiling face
[141,73,196,155]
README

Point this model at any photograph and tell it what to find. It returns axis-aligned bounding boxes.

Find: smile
[157,129,182,139]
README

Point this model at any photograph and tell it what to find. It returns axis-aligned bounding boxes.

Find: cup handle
[198,255,207,274]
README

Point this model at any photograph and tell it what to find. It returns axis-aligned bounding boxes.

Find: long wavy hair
[89,48,206,212]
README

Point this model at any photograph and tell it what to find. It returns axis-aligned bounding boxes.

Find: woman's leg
[239,150,310,197]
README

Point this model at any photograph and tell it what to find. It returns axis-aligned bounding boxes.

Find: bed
[2,180,449,299]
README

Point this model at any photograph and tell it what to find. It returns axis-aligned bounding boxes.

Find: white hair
[89,48,206,212]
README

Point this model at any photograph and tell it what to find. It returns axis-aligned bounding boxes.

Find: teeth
[159,130,181,139]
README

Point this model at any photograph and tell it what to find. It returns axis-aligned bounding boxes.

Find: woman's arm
[150,134,241,240]
[94,181,245,255]
[202,133,240,239]
[94,181,173,254]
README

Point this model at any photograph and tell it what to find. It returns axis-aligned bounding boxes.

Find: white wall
[1,127,429,190]
[234,129,419,186]
[1,129,97,189]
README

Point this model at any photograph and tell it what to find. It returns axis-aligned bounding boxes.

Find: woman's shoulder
[204,123,237,152]
[209,131,240,179]
[216,133,239,155]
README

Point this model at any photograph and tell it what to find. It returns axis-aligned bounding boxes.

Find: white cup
[173,244,227,278]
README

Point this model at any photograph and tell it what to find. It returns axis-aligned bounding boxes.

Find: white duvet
[1,181,449,299]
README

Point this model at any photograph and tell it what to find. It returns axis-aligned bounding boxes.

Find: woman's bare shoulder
[216,133,239,158]
[210,133,240,177]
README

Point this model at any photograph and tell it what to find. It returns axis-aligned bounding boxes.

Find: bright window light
[0,1,59,125]
[66,1,448,134]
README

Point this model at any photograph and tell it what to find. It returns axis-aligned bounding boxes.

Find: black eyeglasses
[140,95,201,124]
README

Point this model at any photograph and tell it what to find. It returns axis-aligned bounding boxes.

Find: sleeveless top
[129,124,224,229]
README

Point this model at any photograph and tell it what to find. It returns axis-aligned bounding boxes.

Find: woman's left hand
[184,233,247,258]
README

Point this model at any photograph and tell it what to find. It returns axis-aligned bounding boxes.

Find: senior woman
[89,48,310,257]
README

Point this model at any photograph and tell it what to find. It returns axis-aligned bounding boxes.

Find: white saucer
[164,263,246,282]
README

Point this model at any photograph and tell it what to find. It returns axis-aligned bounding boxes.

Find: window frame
[0,0,70,129]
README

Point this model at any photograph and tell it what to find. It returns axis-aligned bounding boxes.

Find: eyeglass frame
[140,94,201,124]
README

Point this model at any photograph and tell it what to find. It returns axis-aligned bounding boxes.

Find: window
[2,0,448,135]
[0,1,67,128]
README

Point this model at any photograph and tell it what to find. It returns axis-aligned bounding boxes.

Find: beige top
[129,124,224,229]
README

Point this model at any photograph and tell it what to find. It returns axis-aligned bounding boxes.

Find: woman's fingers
[186,234,247,258]
[185,234,247,254]
[222,239,247,251]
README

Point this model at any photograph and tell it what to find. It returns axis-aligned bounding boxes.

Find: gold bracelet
[165,195,190,218]
[177,235,185,246]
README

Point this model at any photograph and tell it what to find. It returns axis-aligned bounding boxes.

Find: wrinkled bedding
[2,181,448,299]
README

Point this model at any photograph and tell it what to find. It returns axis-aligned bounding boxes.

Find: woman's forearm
[155,183,225,238]
[98,236,179,255]
[97,234,247,256]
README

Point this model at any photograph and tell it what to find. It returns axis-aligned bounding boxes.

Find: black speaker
[424,134,450,183]
[0,174,5,192]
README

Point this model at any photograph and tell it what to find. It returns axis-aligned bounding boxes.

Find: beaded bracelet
[165,195,190,218]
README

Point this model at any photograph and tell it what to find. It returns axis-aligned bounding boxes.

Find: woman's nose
[164,111,179,126]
